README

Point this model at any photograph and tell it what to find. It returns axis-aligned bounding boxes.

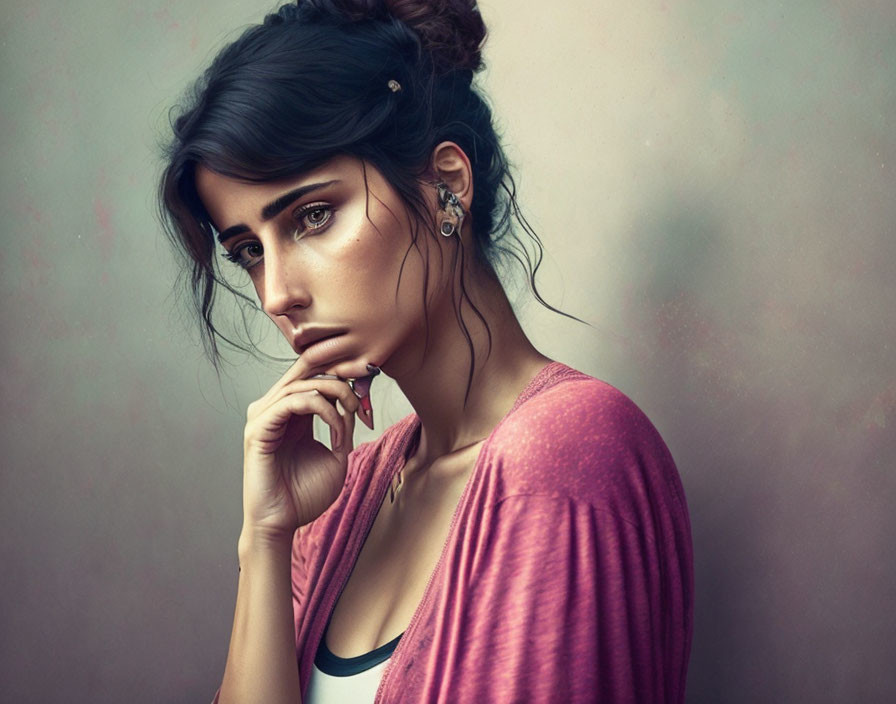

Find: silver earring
[436,182,465,237]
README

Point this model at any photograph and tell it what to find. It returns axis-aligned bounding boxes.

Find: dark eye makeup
[292,202,333,237]
[220,201,335,270]
[221,241,264,269]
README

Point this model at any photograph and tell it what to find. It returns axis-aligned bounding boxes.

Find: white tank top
[305,631,403,704]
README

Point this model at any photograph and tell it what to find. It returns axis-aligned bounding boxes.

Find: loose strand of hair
[453,234,493,407]
[498,179,590,327]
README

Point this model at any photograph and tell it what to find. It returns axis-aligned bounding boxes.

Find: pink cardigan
[285,362,693,703]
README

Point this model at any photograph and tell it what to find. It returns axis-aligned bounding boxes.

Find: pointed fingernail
[358,396,374,430]
[349,372,377,430]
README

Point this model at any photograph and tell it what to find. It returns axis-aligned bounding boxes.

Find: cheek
[331,212,419,302]
[322,236,390,303]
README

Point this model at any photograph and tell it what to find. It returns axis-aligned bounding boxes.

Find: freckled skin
[196,156,452,380]
[198,142,557,704]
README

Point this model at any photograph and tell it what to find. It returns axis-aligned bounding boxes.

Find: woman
[159,1,693,702]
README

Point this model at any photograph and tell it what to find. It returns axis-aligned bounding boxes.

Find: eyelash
[291,202,333,239]
[220,202,334,269]
[221,243,262,269]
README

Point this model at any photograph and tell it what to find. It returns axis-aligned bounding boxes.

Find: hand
[239,356,375,544]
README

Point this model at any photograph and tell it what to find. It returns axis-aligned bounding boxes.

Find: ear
[431,141,473,212]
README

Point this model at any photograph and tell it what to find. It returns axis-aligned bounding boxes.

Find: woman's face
[196,156,447,379]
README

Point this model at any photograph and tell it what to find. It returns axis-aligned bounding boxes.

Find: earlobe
[436,182,466,237]
[431,141,473,211]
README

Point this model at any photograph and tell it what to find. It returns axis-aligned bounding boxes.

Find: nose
[260,245,311,319]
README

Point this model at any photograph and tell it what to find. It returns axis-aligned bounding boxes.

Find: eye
[222,241,264,269]
[293,202,333,237]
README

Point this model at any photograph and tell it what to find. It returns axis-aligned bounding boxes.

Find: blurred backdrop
[2,0,894,702]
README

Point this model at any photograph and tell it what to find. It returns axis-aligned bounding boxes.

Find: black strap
[314,630,403,677]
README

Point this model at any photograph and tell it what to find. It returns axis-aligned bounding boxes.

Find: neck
[385,268,551,467]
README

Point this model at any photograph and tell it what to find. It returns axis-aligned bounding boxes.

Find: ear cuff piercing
[436,182,465,237]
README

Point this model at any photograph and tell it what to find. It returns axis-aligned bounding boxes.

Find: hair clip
[387,79,402,93]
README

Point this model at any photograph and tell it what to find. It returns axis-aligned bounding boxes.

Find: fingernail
[349,372,377,430]
[366,364,381,376]
[358,396,374,430]
[350,375,371,400]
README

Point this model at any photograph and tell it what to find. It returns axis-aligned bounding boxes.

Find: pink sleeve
[291,522,313,611]
[456,493,689,703]
[421,377,693,703]
[212,378,693,703]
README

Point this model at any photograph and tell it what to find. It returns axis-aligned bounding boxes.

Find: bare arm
[218,534,300,704]
[215,356,368,703]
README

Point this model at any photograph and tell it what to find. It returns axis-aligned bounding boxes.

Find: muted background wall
[2,1,894,702]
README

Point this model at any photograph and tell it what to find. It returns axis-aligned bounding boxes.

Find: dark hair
[159,0,579,395]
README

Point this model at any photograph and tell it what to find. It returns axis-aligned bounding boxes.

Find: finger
[253,355,339,411]
[329,422,339,453]
[247,389,346,454]
[332,396,357,464]
[251,376,360,421]
[348,375,376,430]
[271,378,361,416]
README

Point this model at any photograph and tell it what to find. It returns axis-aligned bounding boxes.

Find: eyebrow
[216,180,339,243]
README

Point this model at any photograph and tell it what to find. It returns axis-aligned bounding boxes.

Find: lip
[291,326,347,356]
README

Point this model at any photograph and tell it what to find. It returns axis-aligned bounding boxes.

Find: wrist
[238,526,295,563]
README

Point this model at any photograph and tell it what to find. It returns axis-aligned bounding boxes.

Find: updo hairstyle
[159,0,568,368]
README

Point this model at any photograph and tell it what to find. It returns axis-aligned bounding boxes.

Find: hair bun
[386,0,486,74]
[291,1,486,74]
